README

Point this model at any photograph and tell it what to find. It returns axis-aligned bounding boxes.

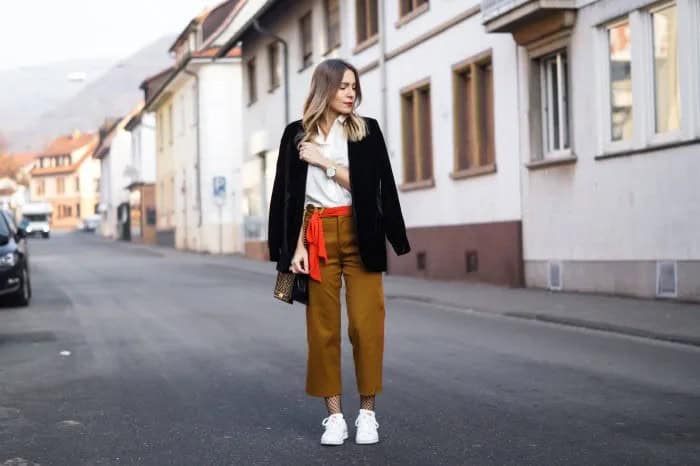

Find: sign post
[213,176,226,254]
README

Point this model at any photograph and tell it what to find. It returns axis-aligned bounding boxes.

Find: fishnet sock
[325,395,342,415]
[360,395,375,411]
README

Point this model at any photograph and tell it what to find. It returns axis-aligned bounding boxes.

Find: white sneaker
[320,413,348,445]
[354,409,379,444]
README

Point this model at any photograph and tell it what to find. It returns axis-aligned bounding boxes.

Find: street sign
[213,176,226,206]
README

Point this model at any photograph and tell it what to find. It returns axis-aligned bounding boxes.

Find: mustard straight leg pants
[305,213,385,397]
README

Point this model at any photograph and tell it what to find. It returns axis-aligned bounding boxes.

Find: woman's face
[329,69,357,116]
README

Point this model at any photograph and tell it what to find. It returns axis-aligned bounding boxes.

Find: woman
[268,59,410,446]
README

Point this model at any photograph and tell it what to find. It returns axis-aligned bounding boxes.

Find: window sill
[353,35,379,55]
[450,164,497,180]
[526,154,577,170]
[595,137,700,161]
[323,44,341,57]
[399,178,435,192]
[395,3,430,29]
[298,62,314,73]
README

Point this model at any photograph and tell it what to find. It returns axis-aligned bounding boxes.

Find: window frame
[397,0,430,27]
[247,57,258,105]
[539,50,571,158]
[400,78,435,190]
[644,1,683,146]
[324,0,341,53]
[355,0,379,48]
[525,33,575,163]
[267,42,280,91]
[595,0,700,159]
[451,49,497,179]
[299,11,314,71]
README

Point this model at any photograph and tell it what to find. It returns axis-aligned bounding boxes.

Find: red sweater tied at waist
[305,205,352,282]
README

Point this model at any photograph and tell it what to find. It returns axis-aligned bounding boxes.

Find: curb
[387,295,700,349]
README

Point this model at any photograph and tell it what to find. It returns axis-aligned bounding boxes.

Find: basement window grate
[656,261,677,298]
[466,251,478,273]
[548,261,562,291]
[417,252,427,271]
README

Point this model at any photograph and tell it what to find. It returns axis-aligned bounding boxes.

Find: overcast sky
[0,0,219,70]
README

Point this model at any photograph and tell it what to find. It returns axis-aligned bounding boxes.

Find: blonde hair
[301,59,368,143]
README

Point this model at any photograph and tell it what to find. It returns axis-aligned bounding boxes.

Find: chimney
[72,129,82,140]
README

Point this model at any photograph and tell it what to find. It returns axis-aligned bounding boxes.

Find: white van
[19,202,52,238]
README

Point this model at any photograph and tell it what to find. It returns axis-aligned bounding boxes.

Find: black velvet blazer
[268,117,411,273]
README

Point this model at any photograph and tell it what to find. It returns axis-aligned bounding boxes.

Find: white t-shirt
[304,115,353,207]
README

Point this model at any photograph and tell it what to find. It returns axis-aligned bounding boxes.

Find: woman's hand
[299,142,330,169]
[289,244,309,274]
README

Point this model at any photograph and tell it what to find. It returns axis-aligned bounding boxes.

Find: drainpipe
[378,0,388,141]
[252,19,290,124]
[183,67,203,227]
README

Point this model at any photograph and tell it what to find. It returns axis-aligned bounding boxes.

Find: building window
[178,95,185,135]
[156,113,163,150]
[76,203,81,218]
[36,179,45,196]
[190,84,198,127]
[400,0,429,18]
[651,3,680,134]
[167,104,173,146]
[324,0,341,52]
[267,42,280,91]
[299,12,313,69]
[75,176,80,193]
[608,21,633,142]
[539,50,570,156]
[247,57,258,104]
[453,52,495,173]
[57,177,65,195]
[356,0,378,45]
[65,205,72,218]
[401,80,433,184]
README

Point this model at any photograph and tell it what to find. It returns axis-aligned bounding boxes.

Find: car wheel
[14,267,30,307]
[42,232,50,239]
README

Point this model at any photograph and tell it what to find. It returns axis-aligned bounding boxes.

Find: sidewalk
[120,239,700,348]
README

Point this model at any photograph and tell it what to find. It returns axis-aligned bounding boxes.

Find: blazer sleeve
[371,119,411,256]
[267,124,293,262]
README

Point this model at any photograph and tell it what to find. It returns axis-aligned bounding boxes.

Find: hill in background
[5,34,175,152]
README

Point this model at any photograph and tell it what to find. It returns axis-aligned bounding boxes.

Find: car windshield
[22,214,48,222]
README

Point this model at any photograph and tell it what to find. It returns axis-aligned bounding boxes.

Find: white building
[94,112,137,240]
[143,0,245,254]
[212,0,524,285]
[482,0,700,300]
[125,110,158,244]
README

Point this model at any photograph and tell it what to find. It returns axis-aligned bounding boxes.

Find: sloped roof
[169,7,213,53]
[8,152,39,168]
[202,0,244,43]
[41,131,96,156]
[32,138,98,176]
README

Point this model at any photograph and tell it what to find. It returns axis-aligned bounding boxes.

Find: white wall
[199,63,244,253]
[520,0,700,262]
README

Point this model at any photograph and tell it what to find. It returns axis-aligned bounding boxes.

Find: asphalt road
[0,233,698,466]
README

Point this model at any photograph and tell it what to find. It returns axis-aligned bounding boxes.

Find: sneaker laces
[355,411,379,430]
[322,414,345,430]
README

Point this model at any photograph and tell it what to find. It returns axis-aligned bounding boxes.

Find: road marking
[59,350,71,356]
[2,459,40,466]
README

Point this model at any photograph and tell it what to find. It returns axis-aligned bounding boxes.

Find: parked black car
[0,210,31,306]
